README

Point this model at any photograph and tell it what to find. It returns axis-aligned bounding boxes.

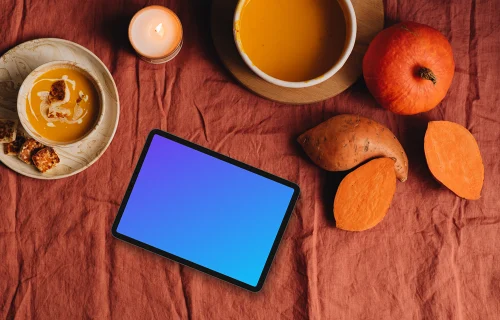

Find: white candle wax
[129,6,183,63]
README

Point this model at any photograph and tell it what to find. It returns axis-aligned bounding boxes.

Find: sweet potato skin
[334,157,397,231]
[298,115,409,182]
[424,121,484,200]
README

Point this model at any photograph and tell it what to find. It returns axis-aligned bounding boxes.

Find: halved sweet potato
[334,158,397,231]
[424,121,484,200]
[298,114,408,181]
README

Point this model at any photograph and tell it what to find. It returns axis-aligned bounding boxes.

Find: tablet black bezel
[111,129,300,292]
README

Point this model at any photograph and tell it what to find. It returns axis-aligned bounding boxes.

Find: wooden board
[211,0,384,104]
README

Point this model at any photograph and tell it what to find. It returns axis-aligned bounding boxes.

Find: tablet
[112,130,300,292]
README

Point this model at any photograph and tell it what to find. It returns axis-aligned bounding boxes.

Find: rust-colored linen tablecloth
[1,0,499,319]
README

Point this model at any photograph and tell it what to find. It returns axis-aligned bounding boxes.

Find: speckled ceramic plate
[0,38,120,179]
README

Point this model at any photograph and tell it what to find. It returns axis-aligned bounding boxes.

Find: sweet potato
[334,158,397,231]
[298,115,409,181]
[424,121,484,200]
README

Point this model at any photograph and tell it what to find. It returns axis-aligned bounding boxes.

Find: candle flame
[155,23,163,33]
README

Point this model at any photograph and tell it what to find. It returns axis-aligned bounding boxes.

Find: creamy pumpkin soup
[26,68,100,143]
[237,0,346,82]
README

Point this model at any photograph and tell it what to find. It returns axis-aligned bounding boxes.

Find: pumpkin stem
[418,67,437,85]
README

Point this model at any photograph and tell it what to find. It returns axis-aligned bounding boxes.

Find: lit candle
[129,5,183,64]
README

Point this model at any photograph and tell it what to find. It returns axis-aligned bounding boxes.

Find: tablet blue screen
[116,135,295,286]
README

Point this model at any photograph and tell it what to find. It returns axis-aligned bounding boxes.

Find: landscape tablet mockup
[112,130,300,292]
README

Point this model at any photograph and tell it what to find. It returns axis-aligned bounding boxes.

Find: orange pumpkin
[363,22,455,115]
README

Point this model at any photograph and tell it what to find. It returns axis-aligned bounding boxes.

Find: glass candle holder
[129,5,183,64]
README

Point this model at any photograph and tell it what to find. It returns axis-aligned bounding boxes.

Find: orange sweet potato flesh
[424,121,484,200]
[298,114,408,182]
[334,158,397,231]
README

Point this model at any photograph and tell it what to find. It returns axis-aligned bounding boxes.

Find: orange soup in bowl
[236,0,346,82]
[26,67,100,143]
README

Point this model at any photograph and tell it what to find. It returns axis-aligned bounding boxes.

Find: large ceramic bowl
[233,0,357,89]
[17,60,105,147]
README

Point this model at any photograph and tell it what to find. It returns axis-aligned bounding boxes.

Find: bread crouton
[47,105,71,119]
[32,147,60,172]
[49,80,67,102]
[3,132,26,156]
[0,119,18,143]
[18,138,44,164]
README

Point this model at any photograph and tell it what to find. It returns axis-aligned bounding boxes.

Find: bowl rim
[233,0,357,89]
[17,60,105,147]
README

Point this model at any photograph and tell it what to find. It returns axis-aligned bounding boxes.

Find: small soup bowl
[233,0,357,88]
[17,61,105,147]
